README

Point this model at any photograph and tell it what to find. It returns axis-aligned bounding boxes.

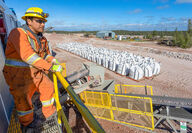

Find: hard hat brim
[22,14,47,22]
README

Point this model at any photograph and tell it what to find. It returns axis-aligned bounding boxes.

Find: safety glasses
[34,19,46,24]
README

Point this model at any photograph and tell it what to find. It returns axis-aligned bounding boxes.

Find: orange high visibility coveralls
[3,27,56,126]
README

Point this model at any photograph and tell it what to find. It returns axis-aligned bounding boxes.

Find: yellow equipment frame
[80,91,155,131]
[115,84,153,96]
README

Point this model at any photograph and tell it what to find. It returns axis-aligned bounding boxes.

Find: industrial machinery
[58,63,192,133]
[60,63,192,133]
[7,61,191,133]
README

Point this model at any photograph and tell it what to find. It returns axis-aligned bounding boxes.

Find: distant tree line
[45,30,176,36]
[45,30,97,35]
[112,30,175,36]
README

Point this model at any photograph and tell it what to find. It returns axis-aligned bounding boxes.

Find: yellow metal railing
[80,90,154,131]
[55,72,105,133]
[115,84,153,96]
[53,73,72,133]
[60,63,67,77]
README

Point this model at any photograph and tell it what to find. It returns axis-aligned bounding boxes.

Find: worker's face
[27,17,45,33]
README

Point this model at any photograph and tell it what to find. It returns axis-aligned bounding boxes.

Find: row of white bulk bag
[56,42,161,81]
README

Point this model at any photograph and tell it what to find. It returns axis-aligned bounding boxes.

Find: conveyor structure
[61,63,192,133]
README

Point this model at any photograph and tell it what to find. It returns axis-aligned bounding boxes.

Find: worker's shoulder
[8,28,28,41]
[10,27,27,35]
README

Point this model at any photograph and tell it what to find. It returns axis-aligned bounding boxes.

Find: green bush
[173,31,192,48]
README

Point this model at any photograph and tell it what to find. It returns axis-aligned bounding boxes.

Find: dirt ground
[45,33,192,133]
[45,33,192,99]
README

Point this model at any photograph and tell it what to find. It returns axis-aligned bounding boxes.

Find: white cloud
[51,22,187,31]
[179,17,190,22]
[129,9,142,14]
[176,0,192,3]
[160,0,169,2]
[44,18,189,31]
[154,0,169,3]
[124,24,144,26]
[157,5,169,9]
[161,17,176,21]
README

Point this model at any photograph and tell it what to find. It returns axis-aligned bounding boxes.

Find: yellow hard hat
[22,7,49,22]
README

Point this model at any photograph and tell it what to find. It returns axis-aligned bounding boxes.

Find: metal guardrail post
[53,73,72,133]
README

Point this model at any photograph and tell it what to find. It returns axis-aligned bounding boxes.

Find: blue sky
[5,0,192,31]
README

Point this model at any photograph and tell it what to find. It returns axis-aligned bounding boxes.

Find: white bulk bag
[93,55,97,62]
[153,62,161,75]
[88,55,91,61]
[121,63,131,76]
[112,60,119,71]
[129,66,144,80]
[96,56,99,64]
[144,65,153,77]
[109,60,114,70]
[103,57,106,67]
[106,59,110,68]
[98,57,102,65]
[116,63,124,74]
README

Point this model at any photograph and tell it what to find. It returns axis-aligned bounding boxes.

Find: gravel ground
[45,33,192,133]
[45,33,192,99]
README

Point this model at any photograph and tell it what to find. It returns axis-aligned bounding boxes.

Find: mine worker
[3,7,62,129]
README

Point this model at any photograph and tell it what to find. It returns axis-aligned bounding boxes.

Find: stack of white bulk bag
[56,42,161,81]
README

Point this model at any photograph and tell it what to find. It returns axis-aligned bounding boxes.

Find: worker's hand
[50,65,63,72]
[51,59,60,65]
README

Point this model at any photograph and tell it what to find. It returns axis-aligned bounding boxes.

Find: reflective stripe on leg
[17,109,33,117]
[41,97,54,107]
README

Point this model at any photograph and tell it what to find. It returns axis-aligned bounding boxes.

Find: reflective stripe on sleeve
[41,97,54,107]
[5,59,29,67]
[17,109,33,117]
[45,54,52,60]
[26,53,42,65]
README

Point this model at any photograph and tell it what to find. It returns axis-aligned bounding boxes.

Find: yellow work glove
[51,59,60,65]
[50,65,63,72]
